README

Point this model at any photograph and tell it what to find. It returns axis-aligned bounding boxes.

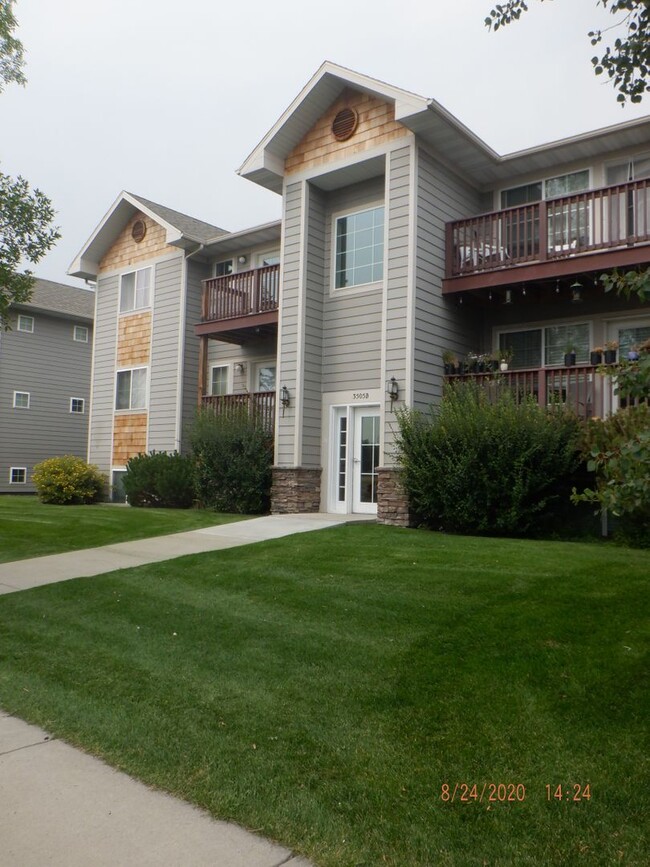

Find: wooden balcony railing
[202,264,280,322]
[447,178,650,277]
[445,365,618,421]
[201,391,275,432]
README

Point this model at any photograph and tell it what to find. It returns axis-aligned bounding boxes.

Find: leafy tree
[0,1,60,329]
[485,1,650,104]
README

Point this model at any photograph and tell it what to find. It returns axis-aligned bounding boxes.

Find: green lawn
[0,525,647,866]
[0,495,247,563]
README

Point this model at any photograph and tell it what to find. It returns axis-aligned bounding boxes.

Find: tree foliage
[485,1,650,104]
[0,1,25,91]
[600,267,650,303]
[0,2,60,329]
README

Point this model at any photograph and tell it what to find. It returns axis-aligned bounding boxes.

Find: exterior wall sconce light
[238,255,248,265]
[280,385,290,416]
[386,377,399,402]
[234,362,246,374]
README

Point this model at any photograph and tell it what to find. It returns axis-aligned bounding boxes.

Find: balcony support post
[198,335,208,406]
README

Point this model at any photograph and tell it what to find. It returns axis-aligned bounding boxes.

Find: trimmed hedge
[123,451,195,508]
[191,408,273,514]
[32,456,105,505]
[395,382,583,536]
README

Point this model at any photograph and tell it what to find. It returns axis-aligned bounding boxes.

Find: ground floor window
[210,365,230,396]
[111,470,127,503]
[10,467,27,484]
[499,322,590,369]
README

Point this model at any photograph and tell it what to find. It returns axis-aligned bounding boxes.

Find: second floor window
[334,206,384,289]
[17,315,34,332]
[211,365,229,396]
[13,391,30,409]
[499,323,590,369]
[74,325,89,342]
[120,267,151,313]
[115,368,147,410]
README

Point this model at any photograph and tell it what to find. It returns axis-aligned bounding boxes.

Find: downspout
[175,242,205,452]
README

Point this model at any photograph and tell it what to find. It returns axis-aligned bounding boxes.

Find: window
[115,368,147,410]
[13,391,30,409]
[256,364,276,392]
[70,397,85,414]
[334,206,384,289]
[215,260,233,277]
[10,467,26,484]
[119,267,151,313]
[73,325,89,342]
[17,315,34,333]
[499,323,590,369]
[210,365,230,396]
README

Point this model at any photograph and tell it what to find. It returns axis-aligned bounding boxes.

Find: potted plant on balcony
[590,346,603,365]
[442,349,458,375]
[627,344,640,362]
[564,344,577,367]
[466,352,479,373]
[499,347,513,372]
[604,340,618,364]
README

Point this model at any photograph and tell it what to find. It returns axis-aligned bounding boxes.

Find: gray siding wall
[413,146,483,410]
[181,258,209,451]
[382,146,412,458]
[148,254,184,452]
[276,181,303,466]
[88,274,119,476]
[301,184,326,467]
[206,337,278,393]
[0,310,93,493]
[322,177,384,394]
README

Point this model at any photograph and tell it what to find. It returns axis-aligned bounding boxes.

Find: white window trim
[70,397,85,414]
[495,318,593,368]
[209,363,232,396]
[254,249,281,268]
[330,201,385,296]
[13,391,30,409]
[214,259,234,277]
[115,366,149,412]
[9,467,27,485]
[73,325,89,342]
[119,266,152,314]
[17,315,34,333]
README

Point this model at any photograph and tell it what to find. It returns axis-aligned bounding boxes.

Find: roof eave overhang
[67,191,193,279]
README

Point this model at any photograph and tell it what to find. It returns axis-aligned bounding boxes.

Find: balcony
[200,391,275,433]
[196,264,280,344]
[444,365,617,421]
[444,179,650,293]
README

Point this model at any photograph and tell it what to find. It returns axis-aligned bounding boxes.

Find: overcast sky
[2,0,649,288]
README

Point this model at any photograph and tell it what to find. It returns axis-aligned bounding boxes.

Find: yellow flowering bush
[32,456,105,505]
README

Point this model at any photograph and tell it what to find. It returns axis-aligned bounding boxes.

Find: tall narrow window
[210,365,229,396]
[120,267,151,313]
[335,206,384,289]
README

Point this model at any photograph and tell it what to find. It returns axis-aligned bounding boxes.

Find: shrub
[395,382,583,536]
[572,405,650,547]
[191,407,273,514]
[32,456,105,505]
[122,451,195,508]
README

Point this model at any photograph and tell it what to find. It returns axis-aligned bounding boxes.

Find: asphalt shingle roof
[15,278,95,321]
[128,193,228,243]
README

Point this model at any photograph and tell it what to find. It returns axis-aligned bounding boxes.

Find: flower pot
[490,360,499,372]
[500,361,509,372]
[564,352,577,367]
[457,362,466,375]
[627,350,639,362]
[444,363,454,375]
[590,351,602,365]
[604,349,617,364]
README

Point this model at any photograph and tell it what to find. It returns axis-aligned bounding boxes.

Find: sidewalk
[0,512,373,865]
[0,712,312,867]
[0,512,373,594]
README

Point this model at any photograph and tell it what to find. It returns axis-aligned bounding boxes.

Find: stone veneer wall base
[377,467,412,527]
[271,467,322,514]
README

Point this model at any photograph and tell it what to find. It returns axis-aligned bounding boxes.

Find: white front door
[330,405,380,514]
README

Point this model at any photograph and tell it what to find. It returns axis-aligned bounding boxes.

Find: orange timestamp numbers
[546,783,592,802]
[441,782,527,803]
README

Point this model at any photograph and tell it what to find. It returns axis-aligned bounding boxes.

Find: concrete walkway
[0,512,372,594]
[0,512,373,865]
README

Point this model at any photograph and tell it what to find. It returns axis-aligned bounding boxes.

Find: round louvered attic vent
[132,219,147,243]
[332,107,358,142]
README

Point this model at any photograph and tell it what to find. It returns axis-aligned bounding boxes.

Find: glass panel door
[352,409,380,514]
